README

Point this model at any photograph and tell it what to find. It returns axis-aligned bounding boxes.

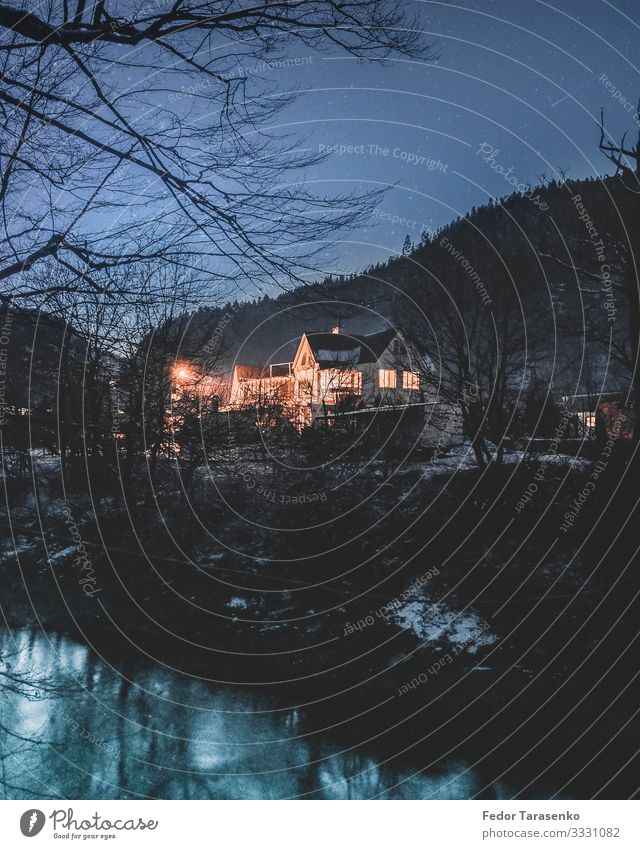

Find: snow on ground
[0,537,37,559]
[418,440,589,480]
[227,597,248,610]
[190,438,591,496]
[47,545,77,562]
[387,597,497,654]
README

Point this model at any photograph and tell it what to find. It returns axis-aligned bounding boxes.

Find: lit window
[378,369,396,388]
[342,370,362,394]
[320,369,362,395]
[402,371,420,390]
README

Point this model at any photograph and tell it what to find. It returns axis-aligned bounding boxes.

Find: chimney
[331,324,341,334]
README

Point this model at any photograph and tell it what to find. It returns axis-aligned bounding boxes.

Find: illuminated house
[229,326,464,445]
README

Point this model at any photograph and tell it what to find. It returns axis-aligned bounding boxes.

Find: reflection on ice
[0,628,489,800]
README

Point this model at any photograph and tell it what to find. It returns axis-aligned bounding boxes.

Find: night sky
[256,0,640,283]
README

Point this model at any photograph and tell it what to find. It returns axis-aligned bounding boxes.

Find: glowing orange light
[173,363,195,383]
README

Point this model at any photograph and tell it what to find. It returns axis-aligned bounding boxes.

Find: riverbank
[2,448,639,797]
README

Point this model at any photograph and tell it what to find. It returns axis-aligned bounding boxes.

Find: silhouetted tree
[0,2,432,303]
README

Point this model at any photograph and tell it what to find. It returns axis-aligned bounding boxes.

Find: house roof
[234,328,398,375]
[305,328,396,367]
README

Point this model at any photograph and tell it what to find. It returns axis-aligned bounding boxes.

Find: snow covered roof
[315,347,361,364]
[306,328,396,367]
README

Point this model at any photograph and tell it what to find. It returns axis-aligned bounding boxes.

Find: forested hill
[185,174,630,391]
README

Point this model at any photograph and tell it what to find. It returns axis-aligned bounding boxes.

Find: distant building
[565,391,635,440]
[228,326,463,448]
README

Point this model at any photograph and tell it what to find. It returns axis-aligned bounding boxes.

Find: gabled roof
[304,328,396,368]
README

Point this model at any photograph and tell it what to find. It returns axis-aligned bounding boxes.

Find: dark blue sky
[257,0,640,284]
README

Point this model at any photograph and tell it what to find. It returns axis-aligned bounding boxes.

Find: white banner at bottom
[0,800,637,848]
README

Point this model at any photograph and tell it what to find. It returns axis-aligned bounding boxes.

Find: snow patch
[389,599,497,654]
[48,546,77,562]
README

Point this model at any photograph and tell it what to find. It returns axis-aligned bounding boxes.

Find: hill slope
[183,175,629,397]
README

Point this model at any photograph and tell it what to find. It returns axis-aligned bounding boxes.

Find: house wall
[360,345,428,407]
[230,374,293,407]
